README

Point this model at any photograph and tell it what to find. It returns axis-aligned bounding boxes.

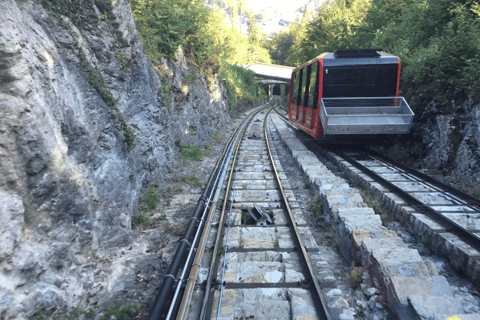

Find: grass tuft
[213,132,223,142]
[103,300,134,320]
[176,142,204,161]
[132,213,151,229]
[349,265,364,291]
[139,183,158,212]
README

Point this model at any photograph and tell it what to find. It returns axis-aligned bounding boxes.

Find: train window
[292,71,301,106]
[303,65,312,108]
[322,64,398,98]
[300,67,308,106]
[307,62,319,109]
[297,69,303,105]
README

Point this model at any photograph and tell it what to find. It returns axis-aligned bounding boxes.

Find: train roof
[293,49,399,72]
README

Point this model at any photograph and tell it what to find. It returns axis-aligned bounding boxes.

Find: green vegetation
[270,0,480,106]
[128,0,210,62]
[176,142,205,161]
[309,201,323,219]
[182,71,197,83]
[213,132,223,142]
[241,210,255,225]
[219,62,257,109]
[359,188,390,223]
[325,228,338,249]
[132,213,151,229]
[218,245,226,255]
[304,178,310,189]
[40,0,136,151]
[154,214,167,221]
[273,238,279,248]
[182,175,202,187]
[139,183,158,212]
[350,265,364,291]
[128,0,269,107]
[103,300,134,320]
[30,310,46,320]
[29,306,94,320]
[429,168,442,176]
[85,309,95,318]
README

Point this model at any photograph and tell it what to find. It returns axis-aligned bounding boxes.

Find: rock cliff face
[408,99,480,192]
[0,0,230,318]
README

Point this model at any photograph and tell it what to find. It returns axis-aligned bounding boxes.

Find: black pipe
[148,123,243,319]
[147,201,206,320]
[148,157,226,319]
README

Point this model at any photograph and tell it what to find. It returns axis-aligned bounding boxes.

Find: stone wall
[0,0,231,318]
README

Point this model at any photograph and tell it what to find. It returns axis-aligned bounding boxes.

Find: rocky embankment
[373,98,480,196]
[0,0,233,318]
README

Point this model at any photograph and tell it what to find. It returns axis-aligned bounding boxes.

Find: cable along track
[328,147,480,285]
[179,107,332,320]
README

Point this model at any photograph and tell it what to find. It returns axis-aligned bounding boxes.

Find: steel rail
[364,147,480,209]
[199,105,270,320]
[364,155,475,207]
[148,105,267,320]
[263,108,332,320]
[333,149,480,252]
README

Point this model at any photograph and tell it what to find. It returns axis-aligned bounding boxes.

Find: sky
[236,0,327,34]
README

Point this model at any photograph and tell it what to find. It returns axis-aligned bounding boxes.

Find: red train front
[288,49,414,139]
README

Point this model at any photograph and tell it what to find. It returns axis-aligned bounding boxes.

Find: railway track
[197,106,331,320]
[271,107,480,319]
[324,147,480,286]
[149,105,343,320]
[149,105,480,319]
[273,107,480,282]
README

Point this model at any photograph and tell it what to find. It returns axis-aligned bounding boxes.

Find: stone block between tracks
[407,295,464,320]
[388,276,451,317]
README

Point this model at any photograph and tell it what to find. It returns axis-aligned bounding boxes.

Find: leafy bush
[128,0,210,61]
[132,214,151,229]
[219,62,258,108]
[371,0,480,105]
[154,214,167,221]
[283,0,480,105]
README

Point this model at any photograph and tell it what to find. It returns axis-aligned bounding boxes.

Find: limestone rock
[0,0,232,317]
